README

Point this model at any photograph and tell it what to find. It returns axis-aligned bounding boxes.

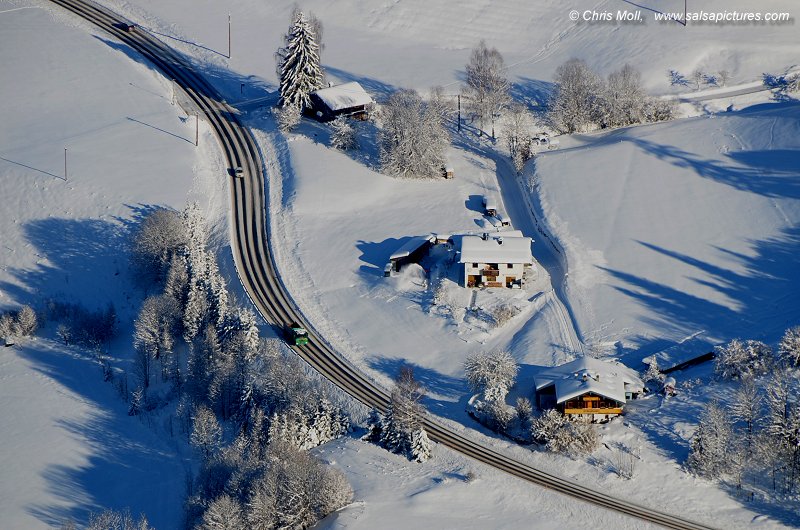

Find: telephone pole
[228,14,231,58]
[195,114,199,146]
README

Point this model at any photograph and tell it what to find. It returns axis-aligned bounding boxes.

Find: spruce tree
[279,12,324,110]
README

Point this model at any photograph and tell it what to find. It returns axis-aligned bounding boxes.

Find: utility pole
[64,148,67,181]
[195,113,199,146]
[228,14,231,58]
[457,94,461,132]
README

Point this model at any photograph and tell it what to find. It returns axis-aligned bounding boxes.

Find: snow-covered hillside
[4,0,799,527]
[0,5,221,528]
[98,0,798,94]
[531,102,800,358]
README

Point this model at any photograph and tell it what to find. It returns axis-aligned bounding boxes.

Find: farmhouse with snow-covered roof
[457,232,533,288]
[307,82,374,122]
[534,357,644,422]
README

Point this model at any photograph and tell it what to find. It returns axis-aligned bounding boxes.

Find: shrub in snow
[377,367,430,461]
[714,338,773,379]
[501,103,535,172]
[642,97,676,123]
[15,305,38,336]
[490,303,520,328]
[362,407,383,443]
[643,357,664,385]
[483,398,514,433]
[83,508,153,530]
[278,11,324,110]
[532,409,598,455]
[275,104,301,132]
[687,401,733,479]
[128,387,144,417]
[668,69,689,87]
[462,40,509,136]
[191,405,223,459]
[379,88,449,179]
[611,446,639,480]
[410,427,432,462]
[464,350,518,401]
[0,305,38,341]
[778,325,800,367]
[330,115,357,150]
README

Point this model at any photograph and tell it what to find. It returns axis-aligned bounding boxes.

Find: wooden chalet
[534,357,644,422]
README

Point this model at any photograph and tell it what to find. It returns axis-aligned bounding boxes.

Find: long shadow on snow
[366,357,471,418]
[22,343,184,528]
[600,225,800,357]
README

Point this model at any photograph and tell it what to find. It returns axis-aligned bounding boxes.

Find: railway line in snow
[48,1,715,527]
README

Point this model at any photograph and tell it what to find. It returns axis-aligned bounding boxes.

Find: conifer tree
[279,12,324,110]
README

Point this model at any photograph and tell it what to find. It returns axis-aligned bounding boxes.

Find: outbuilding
[307,82,374,122]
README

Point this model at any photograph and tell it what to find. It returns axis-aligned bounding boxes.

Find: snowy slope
[531,102,800,357]
[0,4,222,528]
[0,339,186,529]
[95,0,799,95]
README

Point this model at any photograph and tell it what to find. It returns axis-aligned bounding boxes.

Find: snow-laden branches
[464,350,518,401]
[462,40,509,136]
[278,12,324,110]
[548,59,674,134]
[379,89,449,179]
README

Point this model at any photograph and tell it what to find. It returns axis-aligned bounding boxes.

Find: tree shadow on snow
[21,343,185,529]
[366,357,469,413]
[599,225,800,354]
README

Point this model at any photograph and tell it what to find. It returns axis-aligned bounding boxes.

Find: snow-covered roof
[534,357,644,404]
[390,235,435,261]
[458,234,532,264]
[312,82,374,111]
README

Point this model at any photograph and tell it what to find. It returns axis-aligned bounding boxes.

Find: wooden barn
[307,82,374,122]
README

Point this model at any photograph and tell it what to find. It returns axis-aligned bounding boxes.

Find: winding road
[49,1,715,528]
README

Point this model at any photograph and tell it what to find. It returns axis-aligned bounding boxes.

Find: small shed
[388,235,436,273]
[307,82,374,122]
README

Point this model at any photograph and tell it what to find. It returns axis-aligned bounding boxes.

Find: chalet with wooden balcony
[533,357,644,422]
[457,232,533,288]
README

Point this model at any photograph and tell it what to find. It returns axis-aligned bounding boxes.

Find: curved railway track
[48,2,715,527]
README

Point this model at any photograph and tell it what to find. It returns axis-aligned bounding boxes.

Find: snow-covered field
[3,0,800,527]
[0,4,221,528]
[531,103,800,358]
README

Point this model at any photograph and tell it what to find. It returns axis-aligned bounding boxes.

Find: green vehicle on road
[287,323,309,346]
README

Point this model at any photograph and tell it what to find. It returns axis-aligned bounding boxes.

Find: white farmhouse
[457,232,533,288]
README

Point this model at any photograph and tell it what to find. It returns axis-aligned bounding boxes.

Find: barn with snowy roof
[307,82,374,122]
[533,357,644,422]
